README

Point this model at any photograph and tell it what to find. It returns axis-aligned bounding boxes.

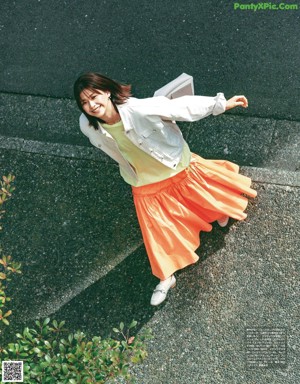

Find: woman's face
[80,88,111,119]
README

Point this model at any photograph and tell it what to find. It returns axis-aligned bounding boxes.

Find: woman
[74,72,257,306]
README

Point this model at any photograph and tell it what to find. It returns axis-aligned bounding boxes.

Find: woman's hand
[225,95,248,111]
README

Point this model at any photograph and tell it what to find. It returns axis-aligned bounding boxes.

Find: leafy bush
[0,174,16,229]
[0,318,151,383]
[0,174,21,331]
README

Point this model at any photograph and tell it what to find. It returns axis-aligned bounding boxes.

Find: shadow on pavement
[2,224,229,345]
[42,224,229,339]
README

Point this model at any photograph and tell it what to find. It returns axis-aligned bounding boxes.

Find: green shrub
[0,318,152,383]
[0,174,16,228]
[0,174,21,332]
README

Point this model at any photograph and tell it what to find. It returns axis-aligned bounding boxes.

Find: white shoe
[217,216,229,227]
[150,275,176,306]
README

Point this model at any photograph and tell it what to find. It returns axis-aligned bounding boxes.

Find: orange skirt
[132,153,257,280]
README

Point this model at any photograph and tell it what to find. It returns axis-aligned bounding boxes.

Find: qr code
[2,361,23,382]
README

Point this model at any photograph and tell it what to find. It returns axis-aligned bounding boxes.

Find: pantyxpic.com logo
[233,2,298,11]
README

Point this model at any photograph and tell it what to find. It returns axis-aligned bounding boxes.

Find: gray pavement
[0,0,300,120]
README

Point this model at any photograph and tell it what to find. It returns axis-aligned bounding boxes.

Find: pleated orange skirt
[132,153,257,280]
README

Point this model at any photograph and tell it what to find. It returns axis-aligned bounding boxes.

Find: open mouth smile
[91,106,101,113]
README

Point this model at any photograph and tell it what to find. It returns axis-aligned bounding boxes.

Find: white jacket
[79,93,227,183]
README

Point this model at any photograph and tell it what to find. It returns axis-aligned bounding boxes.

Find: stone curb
[1,135,299,187]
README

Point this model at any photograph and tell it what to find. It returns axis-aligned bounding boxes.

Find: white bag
[153,73,194,99]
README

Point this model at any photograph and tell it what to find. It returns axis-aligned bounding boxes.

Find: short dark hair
[73,72,132,130]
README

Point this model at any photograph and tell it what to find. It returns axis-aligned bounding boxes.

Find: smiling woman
[73,72,257,307]
[80,89,119,123]
[74,72,131,128]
